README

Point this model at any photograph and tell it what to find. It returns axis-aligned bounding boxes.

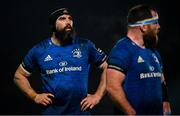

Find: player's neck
[51,36,62,46]
[127,28,145,48]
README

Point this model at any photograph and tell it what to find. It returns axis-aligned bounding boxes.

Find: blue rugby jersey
[108,37,163,114]
[21,37,106,115]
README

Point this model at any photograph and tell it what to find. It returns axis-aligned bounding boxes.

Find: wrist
[94,93,101,101]
[29,91,37,100]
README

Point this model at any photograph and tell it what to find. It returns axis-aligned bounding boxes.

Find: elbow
[13,69,23,85]
[13,66,28,83]
[13,71,19,84]
[106,85,117,100]
[106,84,114,95]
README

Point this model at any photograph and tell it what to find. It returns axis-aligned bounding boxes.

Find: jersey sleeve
[88,40,107,67]
[107,43,131,74]
[21,46,38,74]
[153,51,165,83]
[154,51,163,70]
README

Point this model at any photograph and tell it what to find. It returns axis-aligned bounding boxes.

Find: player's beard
[143,30,158,50]
[55,24,74,42]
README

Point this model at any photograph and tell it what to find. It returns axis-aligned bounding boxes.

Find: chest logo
[59,61,68,66]
[137,56,144,63]
[44,55,53,62]
[149,66,155,71]
[72,48,82,58]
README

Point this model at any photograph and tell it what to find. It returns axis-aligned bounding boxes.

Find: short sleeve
[154,51,163,70]
[107,43,131,74]
[21,46,38,74]
[88,40,107,67]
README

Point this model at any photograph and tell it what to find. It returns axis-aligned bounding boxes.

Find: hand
[34,93,54,106]
[80,94,101,111]
[126,108,136,115]
[163,101,171,115]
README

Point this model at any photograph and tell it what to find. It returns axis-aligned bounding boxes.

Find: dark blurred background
[0,0,179,114]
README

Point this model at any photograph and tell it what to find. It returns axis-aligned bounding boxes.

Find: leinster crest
[72,48,82,58]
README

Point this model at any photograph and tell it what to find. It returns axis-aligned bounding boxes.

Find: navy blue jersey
[21,37,106,115]
[108,37,163,114]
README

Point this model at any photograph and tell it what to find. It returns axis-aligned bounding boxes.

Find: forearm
[107,85,135,114]
[106,69,135,114]
[14,70,37,100]
[94,67,106,99]
[94,62,107,99]
[162,81,169,102]
[80,62,107,110]
[162,81,171,114]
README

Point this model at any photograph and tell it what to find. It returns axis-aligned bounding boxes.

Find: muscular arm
[106,68,136,115]
[14,65,38,100]
[161,75,171,115]
[14,65,54,106]
[81,61,107,111]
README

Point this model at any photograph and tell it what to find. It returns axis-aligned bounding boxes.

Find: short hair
[127,4,157,25]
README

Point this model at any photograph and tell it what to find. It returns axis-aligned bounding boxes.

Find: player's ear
[140,25,147,32]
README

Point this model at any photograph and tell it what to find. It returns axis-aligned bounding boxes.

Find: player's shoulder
[74,36,92,44]
[33,38,51,49]
[114,36,131,49]
[27,38,51,55]
[153,50,161,59]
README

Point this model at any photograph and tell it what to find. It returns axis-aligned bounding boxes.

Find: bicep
[107,68,125,87]
[14,65,31,80]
